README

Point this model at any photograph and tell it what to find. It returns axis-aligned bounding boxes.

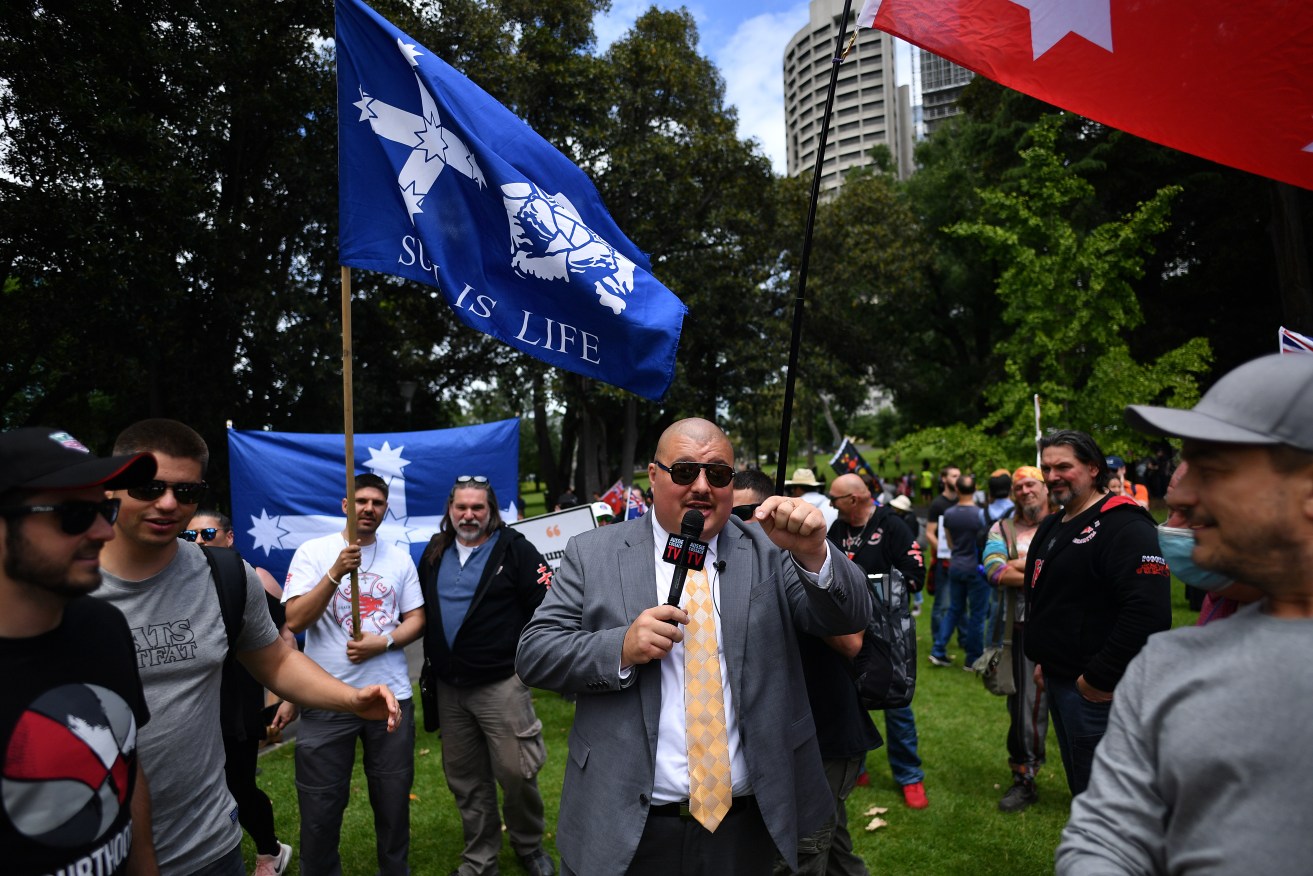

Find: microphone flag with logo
[336,0,687,401]
[228,419,519,586]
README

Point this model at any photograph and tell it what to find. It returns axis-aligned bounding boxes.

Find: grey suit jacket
[516,513,871,875]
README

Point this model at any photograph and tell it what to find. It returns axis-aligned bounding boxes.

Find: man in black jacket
[828,473,929,812]
[419,476,555,876]
[1024,430,1171,797]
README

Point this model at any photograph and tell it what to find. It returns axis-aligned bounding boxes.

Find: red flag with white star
[862,0,1313,190]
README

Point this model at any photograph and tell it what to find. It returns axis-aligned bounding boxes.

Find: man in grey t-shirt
[1058,354,1313,874]
[95,419,401,876]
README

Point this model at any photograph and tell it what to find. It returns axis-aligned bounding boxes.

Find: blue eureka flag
[228,419,519,586]
[336,0,686,401]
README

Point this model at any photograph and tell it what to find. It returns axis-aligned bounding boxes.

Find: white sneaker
[253,842,292,876]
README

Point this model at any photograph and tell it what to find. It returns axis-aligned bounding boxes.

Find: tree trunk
[556,397,578,503]
[819,393,842,449]
[621,396,638,492]
[803,395,817,472]
[531,370,559,501]
[595,411,610,490]
[576,380,597,500]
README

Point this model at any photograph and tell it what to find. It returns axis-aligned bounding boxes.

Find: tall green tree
[947,117,1211,457]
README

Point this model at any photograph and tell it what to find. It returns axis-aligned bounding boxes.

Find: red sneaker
[855,771,870,787]
[901,781,929,809]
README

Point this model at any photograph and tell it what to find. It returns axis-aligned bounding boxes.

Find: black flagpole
[774,0,856,494]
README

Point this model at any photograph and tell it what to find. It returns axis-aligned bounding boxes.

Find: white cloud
[593,1,810,175]
[708,3,810,174]
[593,0,653,50]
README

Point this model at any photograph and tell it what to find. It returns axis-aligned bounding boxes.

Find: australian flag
[228,419,519,585]
[336,0,685,401]
[829,437,875,481]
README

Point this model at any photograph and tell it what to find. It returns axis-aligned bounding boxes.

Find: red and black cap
[0,427,157,494]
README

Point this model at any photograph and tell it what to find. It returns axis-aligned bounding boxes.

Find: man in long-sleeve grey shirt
[1057,353,1313,874]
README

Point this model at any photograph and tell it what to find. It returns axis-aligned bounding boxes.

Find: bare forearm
[391,610,425,648]
[1000,567,1027,587]
[284,578,336,633]
[240,643,360,711]
[126,763,158,876]
[824,631,865,660]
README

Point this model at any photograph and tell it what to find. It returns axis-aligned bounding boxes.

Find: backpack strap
[201,545,247,652]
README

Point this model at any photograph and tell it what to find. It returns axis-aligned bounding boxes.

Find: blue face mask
[1157,524,1232,592]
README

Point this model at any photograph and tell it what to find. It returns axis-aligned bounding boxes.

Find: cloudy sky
[593,0,815,175]
[593,1,912,175]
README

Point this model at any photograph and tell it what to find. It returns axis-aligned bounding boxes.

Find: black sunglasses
[731,503,760,521]
[455,475,489,485]
[127,480,208,504]
[654,460,735,489]
[180,528,221,543]
[0,498,121,535]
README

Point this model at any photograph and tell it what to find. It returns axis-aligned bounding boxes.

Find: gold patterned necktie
[683,566,732,831]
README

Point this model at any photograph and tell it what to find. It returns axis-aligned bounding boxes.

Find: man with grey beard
[980,466,1051,812]
[419,476,556,876]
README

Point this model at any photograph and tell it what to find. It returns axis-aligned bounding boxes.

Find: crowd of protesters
[4,354,1312,876]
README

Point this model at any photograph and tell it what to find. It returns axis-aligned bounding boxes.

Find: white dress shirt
[638,513,833,804]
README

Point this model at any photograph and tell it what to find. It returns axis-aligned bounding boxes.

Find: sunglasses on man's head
[180,528,221,543]
[126,480,208,504]
[654,460,735,489]
[455,475,489,485]
[0,498,120,535]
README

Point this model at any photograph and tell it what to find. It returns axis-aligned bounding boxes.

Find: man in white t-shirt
[284,473,425,876]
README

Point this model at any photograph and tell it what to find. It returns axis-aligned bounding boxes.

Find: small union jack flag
[1280,326,1313,355]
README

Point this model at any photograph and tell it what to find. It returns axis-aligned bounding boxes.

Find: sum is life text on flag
[336,0,686,400]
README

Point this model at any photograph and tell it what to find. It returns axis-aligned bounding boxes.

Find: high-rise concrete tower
[920,50,975,136]
[784,0,912,192]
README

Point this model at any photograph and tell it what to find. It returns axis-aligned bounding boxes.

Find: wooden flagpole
[342,265,362,640]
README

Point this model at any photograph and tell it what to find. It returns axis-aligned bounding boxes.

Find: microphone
[714,560,726,573]
[664,509,707,606]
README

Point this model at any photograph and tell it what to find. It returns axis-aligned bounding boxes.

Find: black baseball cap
[0,427,157,494]
[1125,354,1313,452]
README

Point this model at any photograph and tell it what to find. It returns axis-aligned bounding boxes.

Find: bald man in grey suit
[517,419,871,876]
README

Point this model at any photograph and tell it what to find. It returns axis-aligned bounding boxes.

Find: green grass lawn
[245,581,1200,875]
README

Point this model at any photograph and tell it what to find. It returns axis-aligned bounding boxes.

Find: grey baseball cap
[1124,353,1313,452]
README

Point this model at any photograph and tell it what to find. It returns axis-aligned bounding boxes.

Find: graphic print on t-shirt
[3,683,136,847]
[128,618,198,668]
[331,572,397,635]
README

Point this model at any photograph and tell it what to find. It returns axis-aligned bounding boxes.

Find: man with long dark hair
[1023,430,1170,796]
[419,476,555,876]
